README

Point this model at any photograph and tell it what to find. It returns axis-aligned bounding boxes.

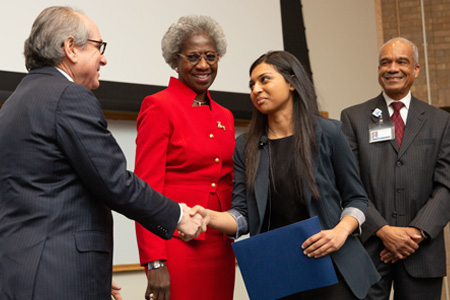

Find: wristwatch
[148,260,166,270]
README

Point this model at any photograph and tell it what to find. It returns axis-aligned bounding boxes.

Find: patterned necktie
[390,101,405,147]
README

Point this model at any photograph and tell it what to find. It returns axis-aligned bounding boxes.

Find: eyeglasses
[178,52,219,65]
[87,39,107,55]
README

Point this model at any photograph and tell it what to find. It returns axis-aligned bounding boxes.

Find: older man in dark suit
[0,6,205,300]
[341,37,450,300]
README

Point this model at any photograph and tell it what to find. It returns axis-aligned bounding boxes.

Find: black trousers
[364,236,443,300]
[365,259,442,300]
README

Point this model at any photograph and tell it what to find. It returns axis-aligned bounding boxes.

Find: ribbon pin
[217,121,226,131]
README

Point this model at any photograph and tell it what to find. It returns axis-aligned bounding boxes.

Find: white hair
[161,15,227,70]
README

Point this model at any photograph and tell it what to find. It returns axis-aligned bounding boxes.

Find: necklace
[193,99,208,106]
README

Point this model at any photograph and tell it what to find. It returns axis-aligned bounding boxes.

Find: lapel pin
[372,108,384,125]
[372,108,382,118]
[217,121,226,131]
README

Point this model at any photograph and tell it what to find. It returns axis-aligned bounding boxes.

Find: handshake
[175,204,209,241]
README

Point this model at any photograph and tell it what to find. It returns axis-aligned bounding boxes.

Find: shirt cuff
[226,209,248,239]
[341,207,365,235]
[177,204,183,224]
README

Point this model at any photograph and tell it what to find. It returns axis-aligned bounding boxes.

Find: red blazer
[135,77,235,264]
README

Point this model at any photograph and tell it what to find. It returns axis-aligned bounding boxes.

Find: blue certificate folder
[232,216,338,300]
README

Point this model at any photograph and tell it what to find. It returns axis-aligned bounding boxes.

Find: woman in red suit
[135,15,236,300]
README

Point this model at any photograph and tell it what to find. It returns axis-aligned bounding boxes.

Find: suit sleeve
[409,114,450,239]
[340,109,389,241]
[55,84,180,239]
[134,96,171,264]
[329,121,368,217]
[228,134,250,238]
[340,109,361,167]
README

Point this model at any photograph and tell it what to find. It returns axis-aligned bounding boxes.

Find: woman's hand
[177,205,210,240]
[301,227,348,258]
[188,205,238,236]
[301,216,357,258]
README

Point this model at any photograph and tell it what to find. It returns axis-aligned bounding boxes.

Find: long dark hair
[245,51,320,200]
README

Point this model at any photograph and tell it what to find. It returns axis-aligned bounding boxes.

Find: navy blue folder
[232,216,338,300]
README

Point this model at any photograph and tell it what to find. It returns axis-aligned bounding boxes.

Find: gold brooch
[217,121,226,131]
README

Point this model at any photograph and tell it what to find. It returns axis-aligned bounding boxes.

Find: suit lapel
[369,95,388,125]
[303,121,322,216]
[398,97,426,158]
[254,146,270,228]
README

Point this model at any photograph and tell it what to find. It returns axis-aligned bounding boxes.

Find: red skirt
[165,194,235,300]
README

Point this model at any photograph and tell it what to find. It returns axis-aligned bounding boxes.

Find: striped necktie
[390,101,405,147]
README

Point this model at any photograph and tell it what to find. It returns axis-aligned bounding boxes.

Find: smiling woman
[134,15,236,300]
[175,33,219,105]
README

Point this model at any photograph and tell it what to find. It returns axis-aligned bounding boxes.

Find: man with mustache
[341,37,450,300]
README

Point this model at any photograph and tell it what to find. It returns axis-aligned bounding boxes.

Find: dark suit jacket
[340,93,450,278]
[230,117,380,299]
[0,67,180,300]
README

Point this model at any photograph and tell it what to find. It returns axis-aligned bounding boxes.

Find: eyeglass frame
[87,39,107,55]
[178,52,220,65]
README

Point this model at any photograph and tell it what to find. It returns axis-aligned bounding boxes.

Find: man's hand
[379,248,400,263]
[176,203,208,241]
[111,280,122,300]
[145,266,170,300]
[376,225,422,259]
[189,205,209,233]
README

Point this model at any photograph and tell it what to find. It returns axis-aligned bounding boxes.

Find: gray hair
[380,37,419,66]
[24,6,91,70]
[161,15,227,70]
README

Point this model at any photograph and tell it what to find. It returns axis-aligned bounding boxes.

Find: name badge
[369,122,395,143]
[368,108,395,143]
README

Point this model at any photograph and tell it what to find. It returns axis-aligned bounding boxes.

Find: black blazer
[0,67,180,299]
[230,117,380,299]
[341,93,450,278]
